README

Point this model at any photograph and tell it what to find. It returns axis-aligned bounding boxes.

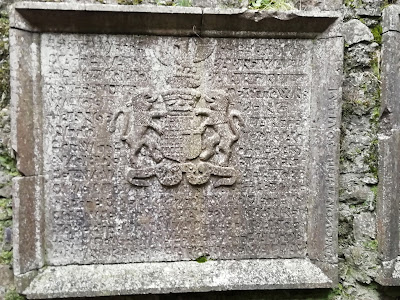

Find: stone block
[353,212,376,242]
[12,176,45,276]
[10,27,43,176]
[0,265,14,299]
[10,2,342,298]
[377,5,400,286]
[383,4,400,34]
[342,19,374,46]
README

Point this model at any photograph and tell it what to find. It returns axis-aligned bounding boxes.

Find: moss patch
[248,0,294,10]
[0,250,12,264]
[371,24,382,45]
[196,255,209,263]
[174,0,192,6]
[0,152,18,176]
[364,239,378,251]
[344,0,363,9]
[4,289,25,300]
[364,138,378,179]
[328,283,349,299]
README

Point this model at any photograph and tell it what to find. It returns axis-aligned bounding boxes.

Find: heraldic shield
[109,40,244,188]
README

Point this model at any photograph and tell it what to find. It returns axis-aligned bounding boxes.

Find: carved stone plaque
[11,3,342,298]
[377,5,400,286]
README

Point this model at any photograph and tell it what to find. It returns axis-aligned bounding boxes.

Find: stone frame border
[10,2,342,298]
[377,4,400,286]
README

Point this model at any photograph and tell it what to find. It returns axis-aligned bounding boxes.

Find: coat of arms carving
[110,40,244,187]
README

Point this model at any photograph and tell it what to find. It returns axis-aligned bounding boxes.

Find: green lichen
[0,197,12,221]
[370,185,378,198]
[327,283,349,299]
[0,198,12,264]
[371,106,380,125]
[0,152,18,177]
[0,250,12,264]
[344,0,354,8]
[382,0,395,9]
[196,255,208,263]
[371,24,382,45]
[344,0,362,9]
[248,0,294,10]
[0,155,17,267]
[174,0,192,6]
[364,138,378,179]
[4,289,25,300]
[364,239,378,251]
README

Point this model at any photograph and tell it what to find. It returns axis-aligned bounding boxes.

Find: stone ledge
[21,259,334,299]
[10,2,341,38]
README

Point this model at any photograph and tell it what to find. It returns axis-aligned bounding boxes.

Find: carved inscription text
[42,35,311,265]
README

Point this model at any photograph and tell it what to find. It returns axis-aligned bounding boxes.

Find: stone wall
[1,0,400,299]
[0,7,19,300]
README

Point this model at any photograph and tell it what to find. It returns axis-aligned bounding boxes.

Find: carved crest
[110,40,244,187]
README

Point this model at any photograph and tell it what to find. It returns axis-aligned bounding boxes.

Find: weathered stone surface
[383,4,400,34]
[377,129,400,285]
[10,3,341,38]
[2,226,12,251]
[381,31,400,132]
[353,212,376,241]
[344,0,384,19]
[10,27,42,176]
[293,0,342,11]
[3,0,341,10]
[192,0,248,8]
[377,5,400,286]
[10,2,342,297]
[23,259,333,299]
[12,176,45,275]
[0,264,14,299]
[342,19,374,46]
[0,109,12,150]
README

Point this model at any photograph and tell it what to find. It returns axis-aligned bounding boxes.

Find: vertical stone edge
[12,176,45,293]
[381,31,400,129]
[382,5,400,34]
[377,131,400,284]
[10,27,43,176]
[307,36,343,281]
[377,22,400,285]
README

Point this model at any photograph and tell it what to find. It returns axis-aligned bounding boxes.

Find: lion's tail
[228,110,244,141]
